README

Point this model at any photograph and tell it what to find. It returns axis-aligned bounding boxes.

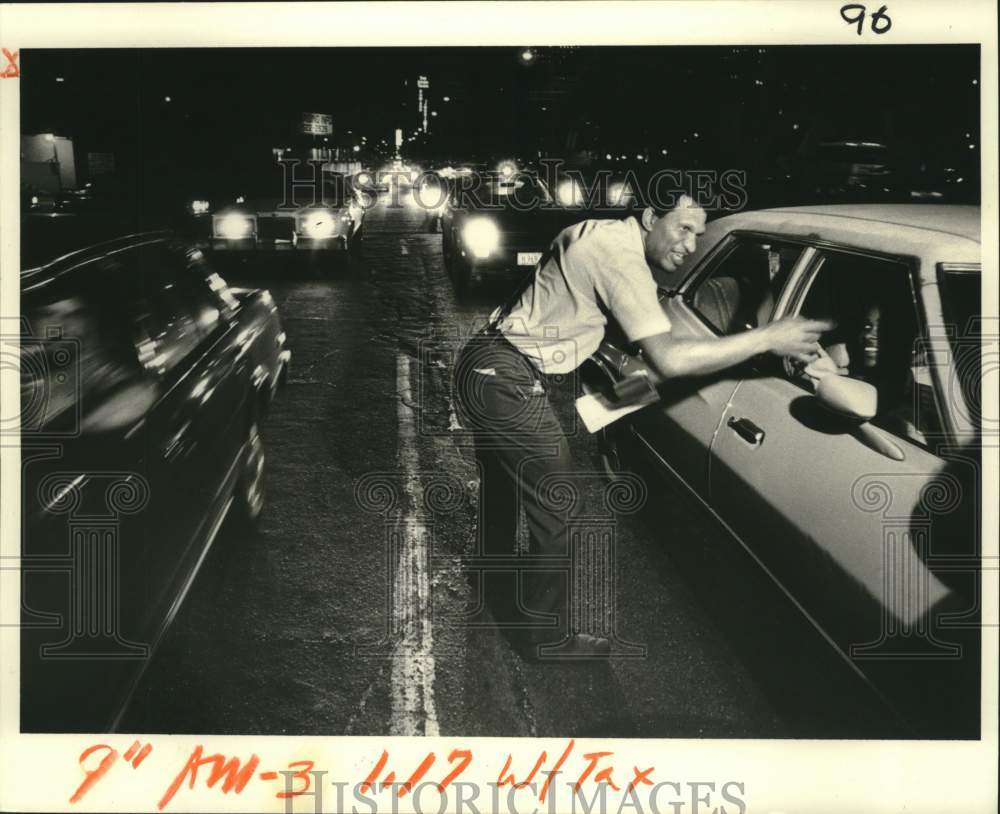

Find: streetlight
[442,96,451,102]
[520,48,535,63]
[164,96,172,103]
[353,145,361,153]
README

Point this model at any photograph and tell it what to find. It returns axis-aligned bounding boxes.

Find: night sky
[20,45,981,208]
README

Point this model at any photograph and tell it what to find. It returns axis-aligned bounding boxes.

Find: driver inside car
[803,299,928,445]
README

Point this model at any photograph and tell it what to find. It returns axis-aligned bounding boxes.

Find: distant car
[197,172,365,267]
[18,223,290,732]
[582,204,982,735]
[440,170,629,292]
[23,176,148,216]
[411,171,452,233]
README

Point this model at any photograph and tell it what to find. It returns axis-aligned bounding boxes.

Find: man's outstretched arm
[637,316,834,382]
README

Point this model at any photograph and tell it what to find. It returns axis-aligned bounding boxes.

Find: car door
[626,234,810,499]
[708,245,961,658]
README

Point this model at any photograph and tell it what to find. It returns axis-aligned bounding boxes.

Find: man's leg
[471,378,574,645]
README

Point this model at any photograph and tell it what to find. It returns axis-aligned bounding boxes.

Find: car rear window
[938,264,982,430]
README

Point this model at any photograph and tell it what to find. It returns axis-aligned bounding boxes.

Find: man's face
[643,199,707,272]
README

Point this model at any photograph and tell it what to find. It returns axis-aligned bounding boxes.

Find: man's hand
[637,316,833,382]
[758,316,835,363]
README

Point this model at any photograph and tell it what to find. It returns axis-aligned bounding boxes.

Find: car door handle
[728,416,765,446]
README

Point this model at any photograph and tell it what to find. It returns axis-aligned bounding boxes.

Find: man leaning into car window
[454,194,833,660]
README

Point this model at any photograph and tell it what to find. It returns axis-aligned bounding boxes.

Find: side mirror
[815,375,877,421]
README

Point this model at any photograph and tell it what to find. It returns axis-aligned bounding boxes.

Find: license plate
[517,252,542,266]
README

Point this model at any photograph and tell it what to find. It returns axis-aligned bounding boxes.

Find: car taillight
[298,210,340,238]
[215,213,255,239]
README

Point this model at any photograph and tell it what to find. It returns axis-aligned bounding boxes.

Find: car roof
[763,204,980,243]
[655,204,981,291]
[21,216,172,293]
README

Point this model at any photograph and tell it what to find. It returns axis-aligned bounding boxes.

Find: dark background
[21,45,981,209]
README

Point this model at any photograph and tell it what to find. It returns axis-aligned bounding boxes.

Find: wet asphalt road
[120,197,901,739]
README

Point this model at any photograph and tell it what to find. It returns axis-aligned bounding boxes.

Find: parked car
[18,223,290,731]
[582,204,982,736]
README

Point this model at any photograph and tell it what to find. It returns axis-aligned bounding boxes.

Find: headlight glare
[217,213,254,240]
[462,217,500,259]
[556,180,583,206]
[300,210,338,238]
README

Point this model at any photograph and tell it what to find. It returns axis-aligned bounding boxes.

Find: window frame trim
[677,230,818,338]
[934,261,983,439]
[778,242,956,450]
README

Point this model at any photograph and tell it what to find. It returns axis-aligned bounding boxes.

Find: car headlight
[191,199,210,214]
[298,210,339,238]
[216,213,255,240]
[462,217,500,259]
[556,180,583,206]
[608,183,632,205]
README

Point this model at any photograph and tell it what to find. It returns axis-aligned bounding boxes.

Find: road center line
[392,353,440,736]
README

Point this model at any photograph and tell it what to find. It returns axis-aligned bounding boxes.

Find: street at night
[113,198,902,739]
[4,20,996,814]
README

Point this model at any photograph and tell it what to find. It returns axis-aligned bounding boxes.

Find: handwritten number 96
[840,4,892,35]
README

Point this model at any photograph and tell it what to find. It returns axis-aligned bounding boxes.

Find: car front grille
[257,216,295,241]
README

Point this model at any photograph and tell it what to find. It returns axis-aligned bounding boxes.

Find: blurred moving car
[18,222,290,731]
[583,204,982,736]
[440,169,632,292]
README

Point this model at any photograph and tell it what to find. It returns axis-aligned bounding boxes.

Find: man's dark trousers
[454,331,573,647]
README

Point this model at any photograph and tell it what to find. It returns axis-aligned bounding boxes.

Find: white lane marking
[446,396,463,432]
[399,240,409,256]
[392,354,439,736]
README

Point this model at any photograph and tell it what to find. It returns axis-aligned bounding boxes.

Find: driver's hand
[802,344,847,382]
[762,316,835,363]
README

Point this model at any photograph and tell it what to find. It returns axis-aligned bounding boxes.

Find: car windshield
[473,175,550,206]
[938,264,982,426]
[207,166,351,210]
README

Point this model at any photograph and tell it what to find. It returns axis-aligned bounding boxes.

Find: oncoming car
[582,204,983,736]
[440,170,630,292]
[18,222,290,731]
